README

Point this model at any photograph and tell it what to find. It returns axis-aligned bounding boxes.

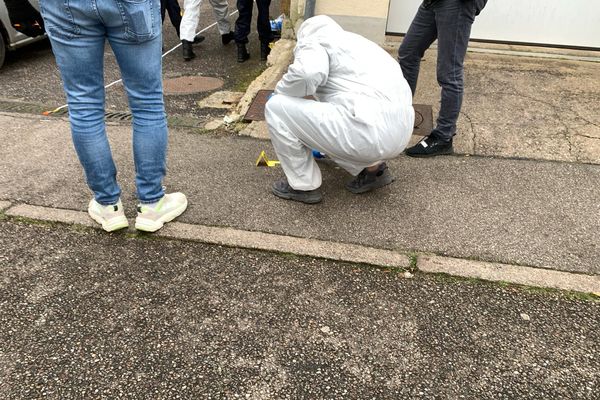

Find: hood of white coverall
[296,15,343,43]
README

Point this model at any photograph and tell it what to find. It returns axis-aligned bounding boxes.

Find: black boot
[260,42,271,61]
[221,31,234,45]
[237,43,250,63]
[182,40,195,61]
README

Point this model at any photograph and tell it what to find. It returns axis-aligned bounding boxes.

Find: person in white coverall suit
[180,0,235,61]
[265,16,415,204]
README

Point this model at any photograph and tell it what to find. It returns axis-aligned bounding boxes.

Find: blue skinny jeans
[40,0,167,205]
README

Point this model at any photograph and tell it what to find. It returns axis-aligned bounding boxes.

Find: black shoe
[237,43,250,63]
[182,40,195,61]
[345,163,395,194]
[272,177,322,204]
[260,42,271,61]
[193,35,205,44]
[221,31,234,45]
[405,135,453,157]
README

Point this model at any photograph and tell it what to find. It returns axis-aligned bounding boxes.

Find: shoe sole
[88,210,129,232]
[134,199,188,233]
[346,174,396,194]
[405,148,454,158]
[271,187,322,204]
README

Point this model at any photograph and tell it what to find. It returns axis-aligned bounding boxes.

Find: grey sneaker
[271,177,322,204]
[88,198,129,232]
[345,163,395,194]
[135,192,188,232]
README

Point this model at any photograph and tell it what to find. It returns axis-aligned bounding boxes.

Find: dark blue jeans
[234,0,273,44]
[399,0,487,141]
[161,0,182,37]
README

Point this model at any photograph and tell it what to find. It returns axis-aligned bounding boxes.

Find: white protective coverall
[180,0,231,42]
[265,16,415,191]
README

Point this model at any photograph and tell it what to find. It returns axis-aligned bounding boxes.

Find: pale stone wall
[288,0,391,44]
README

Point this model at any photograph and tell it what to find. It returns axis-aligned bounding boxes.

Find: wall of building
[314,0,391,44]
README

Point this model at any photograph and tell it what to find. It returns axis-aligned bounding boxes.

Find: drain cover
[163,76,224,95]
[244,90,273,121]
[244,90,433,137]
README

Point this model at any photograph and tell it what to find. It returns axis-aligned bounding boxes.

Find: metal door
[386,0,600,49]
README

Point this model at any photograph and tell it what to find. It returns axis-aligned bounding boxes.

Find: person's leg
[39,0,121,206]
[398,4,437,96]
[101,0,187,231]
[180,0,202,42]
[255,0,273,44]
[266,95,383,190]
[165,0,183,37]
[234,0,252,44]
[160,0,167,22]
[265,96,322,192]
[103,1,167,204]
[208,0,231,34]
[431,0,484,141]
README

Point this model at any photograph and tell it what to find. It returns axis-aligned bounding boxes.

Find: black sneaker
[345,163,395,194]
[405,135,453,157]
[271,177,322,204]
[193,35,205,44]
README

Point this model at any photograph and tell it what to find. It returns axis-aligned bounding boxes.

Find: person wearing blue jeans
[39,0,187,232]
[401,0,487,157]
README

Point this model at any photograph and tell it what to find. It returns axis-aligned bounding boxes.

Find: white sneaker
[135,192,188,232]
[88,198,129,232]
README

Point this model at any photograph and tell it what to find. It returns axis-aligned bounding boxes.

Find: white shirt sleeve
[274,42,329,98]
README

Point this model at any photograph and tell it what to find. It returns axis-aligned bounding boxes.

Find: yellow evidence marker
[256,150,280,167]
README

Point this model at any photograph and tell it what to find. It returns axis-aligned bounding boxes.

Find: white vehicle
[0,0,46,68]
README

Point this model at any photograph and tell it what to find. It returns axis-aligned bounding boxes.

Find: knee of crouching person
[264,93,283,121]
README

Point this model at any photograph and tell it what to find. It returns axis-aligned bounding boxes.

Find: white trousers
[265,95,414,191]
[180,0,231,41]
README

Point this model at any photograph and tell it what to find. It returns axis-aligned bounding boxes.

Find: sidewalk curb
[419,255,600,294]
[4,203,599,295]
[158,222,410,269]
[5,203,409,269]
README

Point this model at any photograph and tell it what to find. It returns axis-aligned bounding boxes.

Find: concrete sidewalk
[1,113,598,278]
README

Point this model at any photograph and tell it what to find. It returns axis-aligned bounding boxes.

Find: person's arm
[274,42,329,98]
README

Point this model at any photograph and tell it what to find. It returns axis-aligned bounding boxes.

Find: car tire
[0,31,6,69]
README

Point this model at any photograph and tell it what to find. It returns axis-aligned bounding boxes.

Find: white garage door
[387,0,600,49]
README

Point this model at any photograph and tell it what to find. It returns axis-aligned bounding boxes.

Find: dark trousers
[398,0,487,141]
[161,0,182,37]
[235,0,273,44]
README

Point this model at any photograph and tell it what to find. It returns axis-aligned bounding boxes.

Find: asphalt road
[1,218,598,399]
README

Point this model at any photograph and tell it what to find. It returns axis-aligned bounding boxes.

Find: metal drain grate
[0,100,133,121]
[105,111,132,121]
